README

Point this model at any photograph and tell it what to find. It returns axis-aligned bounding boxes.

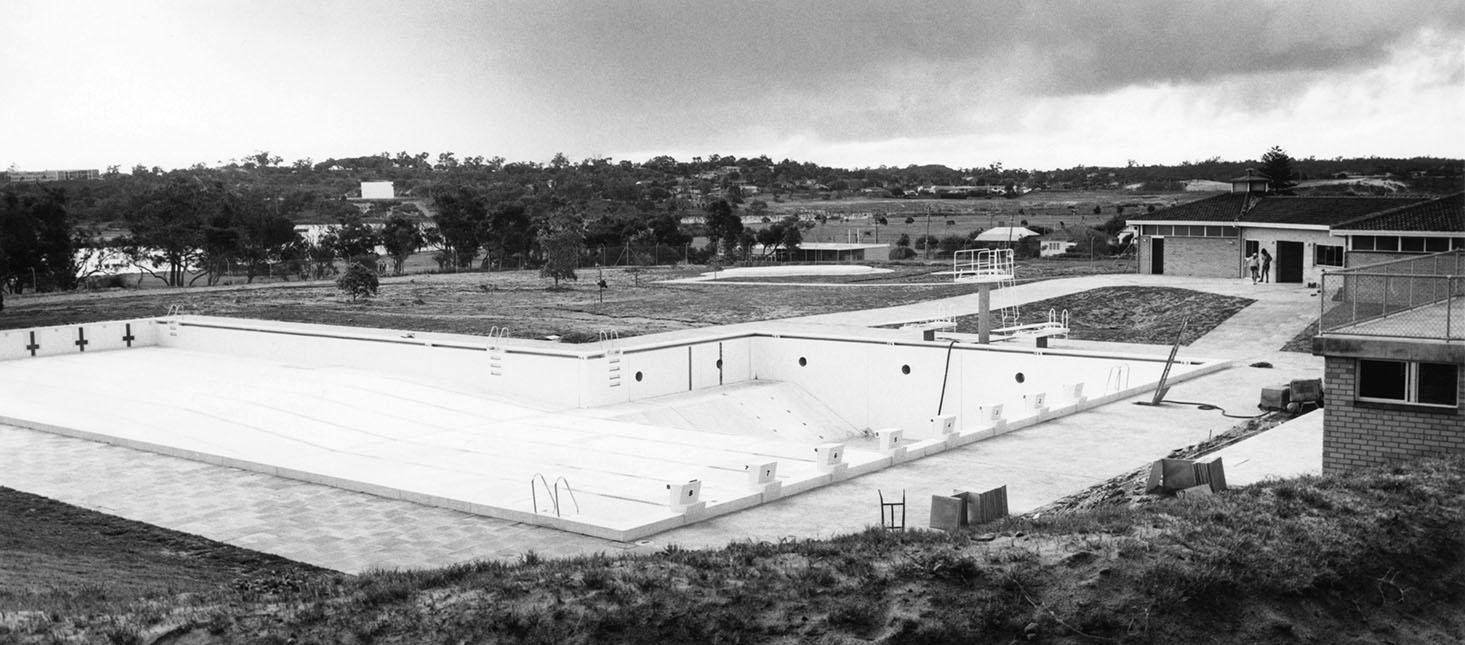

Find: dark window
[1358,360,1408,401]
[1401,237,1425,253]
[1205,226,1224,237]
[1424,238,1449,252]
[1454,238,1465,250]
[1359,360,1460,407]
[1374,236,1399,251]
[1245,240,1259,256]
[1315,245,1344,267]
[1157,225,1173,236]
[1418,363,1459,407]
[1352,235,1375,251]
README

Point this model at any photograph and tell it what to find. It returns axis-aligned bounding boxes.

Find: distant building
[1228,168,1271,193]
[3,169,100,184]
[1124,183,1459,283]
[973,227,1040,244]
[360,181,394,200]
[750,242,888,262]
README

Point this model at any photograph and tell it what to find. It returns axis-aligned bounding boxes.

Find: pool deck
[0,274,1326,573]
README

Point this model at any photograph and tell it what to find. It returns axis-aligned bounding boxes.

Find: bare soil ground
[709,257,1132,284]
[0,260,1130,341]
[950,286,1255,345]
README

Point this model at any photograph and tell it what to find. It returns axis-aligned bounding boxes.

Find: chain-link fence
[1319,250,1465,340]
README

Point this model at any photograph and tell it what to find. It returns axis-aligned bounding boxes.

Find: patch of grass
[1282,318,1319,352]
[3,452,1461,643]
[951,285,1255,345]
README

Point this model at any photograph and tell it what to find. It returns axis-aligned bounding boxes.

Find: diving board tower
[952,249,1015,344]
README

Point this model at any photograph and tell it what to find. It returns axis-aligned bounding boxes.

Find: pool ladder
[531,473,580,517]
[1105,363,1132,393]
[487,326,509,377]
[600,330,623,388]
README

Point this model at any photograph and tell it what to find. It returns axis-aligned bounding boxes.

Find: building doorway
[1150,238,1164,274]
[1276,241,1304,283]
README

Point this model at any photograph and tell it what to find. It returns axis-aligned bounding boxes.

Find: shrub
[335,262,379,301]
[889,246,918,260]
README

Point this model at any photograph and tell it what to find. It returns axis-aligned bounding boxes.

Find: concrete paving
[0,273,1326,573]
[1206,410,1324,486]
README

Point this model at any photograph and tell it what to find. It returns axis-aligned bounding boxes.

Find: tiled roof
[1125,194,1247,222]
[1332,193,1464,232]
[1239,196,1428,226]
[1127,193,1442,228]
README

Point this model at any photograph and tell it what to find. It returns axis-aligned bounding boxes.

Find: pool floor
[0,347,923,540]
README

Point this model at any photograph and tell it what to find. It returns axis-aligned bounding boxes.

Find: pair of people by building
[1246,248,1273,283]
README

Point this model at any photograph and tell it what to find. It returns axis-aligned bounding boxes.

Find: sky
[3,0,1463,172]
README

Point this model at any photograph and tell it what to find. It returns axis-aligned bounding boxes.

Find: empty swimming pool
[0,315,1226,540]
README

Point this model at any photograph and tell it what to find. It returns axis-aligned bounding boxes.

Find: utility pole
[924,208,932,260]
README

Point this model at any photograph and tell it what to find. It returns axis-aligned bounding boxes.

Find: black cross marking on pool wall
[75,327,88,352]
[123,324,135,347]
[26,331,39,356]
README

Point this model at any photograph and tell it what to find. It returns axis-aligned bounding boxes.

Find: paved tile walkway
[0,274,1326,573]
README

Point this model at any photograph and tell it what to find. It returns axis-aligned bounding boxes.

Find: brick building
[1124,187,1460,283]
[1312,246,1465,473]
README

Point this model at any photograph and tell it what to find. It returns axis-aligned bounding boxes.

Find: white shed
[973,227,1040,243]
[361,181,394,200]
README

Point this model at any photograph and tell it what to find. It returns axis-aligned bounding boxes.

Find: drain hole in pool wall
[635,371,644,382]
[798,357,807,367]
[1014,372,1025,384]
[716,359,723,369]
[901,364,911,375]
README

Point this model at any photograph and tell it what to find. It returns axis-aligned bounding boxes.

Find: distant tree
[431,185,488,268]
[537,208,584,288]
[331,214,380,262]
[336,261,379,301]
[122,176,216,287]
[381,214,424,275]
[1260,146,1298,193]
[904,216,915,224]
[704,199,742,257]
[0,189,76,292]
[896,233,911,247]
[1092,205,1102,215]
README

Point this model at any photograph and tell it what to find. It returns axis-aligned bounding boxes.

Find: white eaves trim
[1130,220,1329,232]
[1329,230,1463,238]
[1128,220,1234,227]
[1237,222,1332,232]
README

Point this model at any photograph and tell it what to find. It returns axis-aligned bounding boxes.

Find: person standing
[1260,248,1273,283]
[1246,253,1260,284]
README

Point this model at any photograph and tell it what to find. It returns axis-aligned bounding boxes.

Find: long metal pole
[978,284,991,344]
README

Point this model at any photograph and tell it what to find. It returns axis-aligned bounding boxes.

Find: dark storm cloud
[469,0,1462,150]
[489,0,1463,97]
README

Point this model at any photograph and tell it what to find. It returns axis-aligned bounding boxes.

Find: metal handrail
[530,473,556,516]
[553,476,580,515]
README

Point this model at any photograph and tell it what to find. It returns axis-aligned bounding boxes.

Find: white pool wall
[4,316,1212,439]
[0,320,160,361]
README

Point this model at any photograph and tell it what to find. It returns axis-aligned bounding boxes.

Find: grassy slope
[1,457,1459,644]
